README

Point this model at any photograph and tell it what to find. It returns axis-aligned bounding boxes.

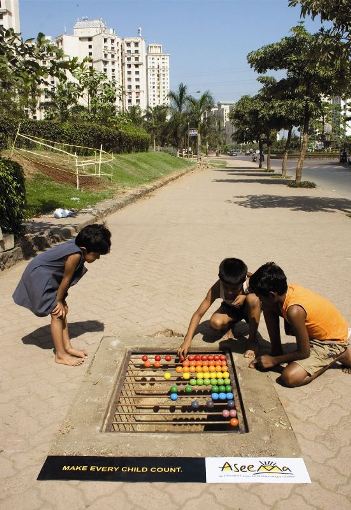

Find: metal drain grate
[105,351,248,433]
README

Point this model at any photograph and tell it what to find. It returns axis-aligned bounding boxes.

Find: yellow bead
[222,371,229,379]
[183,372,190,380]
[164,372,171,380]
[216,372,222,378]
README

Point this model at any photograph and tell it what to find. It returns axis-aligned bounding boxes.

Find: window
[88,45,92,49]
[127,71,131,75]
[135,78,139,82]
[136,85,140,89]
[89,52,92,57]
[135,70,139,75]
[135,57,139,62]
[128,85,132,89]
[104,54,108,58]
[127,50,131,54]
[127,64,131,68]
[135,50,139,54]
[88,37,92,41]
[127,57,131,61]
[126,42,131,47]
[136,99,140,104]
[104,38,108,43]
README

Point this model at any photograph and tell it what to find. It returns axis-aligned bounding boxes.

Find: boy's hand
[177,339,191,361]
[232,294,246,308]
[51,300,66,319]
[249,354,276,370]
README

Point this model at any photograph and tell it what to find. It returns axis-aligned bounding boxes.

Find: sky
[20,0,326,103]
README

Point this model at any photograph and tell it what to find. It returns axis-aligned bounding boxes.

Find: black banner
[38,456,206,483]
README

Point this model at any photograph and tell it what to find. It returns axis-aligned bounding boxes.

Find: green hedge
[0,157,26,235]
[0,117,150,154]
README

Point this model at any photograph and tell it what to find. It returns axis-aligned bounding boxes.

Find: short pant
[294,339,348,376]
[217,301,249,323]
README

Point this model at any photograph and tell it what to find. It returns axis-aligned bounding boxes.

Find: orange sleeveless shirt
[282,284,349,343]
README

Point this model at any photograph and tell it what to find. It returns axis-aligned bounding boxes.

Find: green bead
[203,378,211,385]
[190,378,197,386]
[217,378,224,385]
[225,385,232,392]
[170,385,178,393]
[218,385,226,392]
[224,378,231,385]
[185,385,192,393]
[212,385,219,392]
[210,378,217,385]
[196,378,204,386]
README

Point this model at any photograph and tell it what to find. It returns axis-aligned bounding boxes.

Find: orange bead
[189,366,196,373]
[229,418,239,427]
[221,365,228,372]
[154,361,161,368]
[189,361,196,367]
[182,360,190,367]
[215,365,222,372]
[202,360,209,367]
[209,365,216,372]
[175,366,183,373]
[195,360,203,367]
[196,366,203,373]
[220,360,227,366]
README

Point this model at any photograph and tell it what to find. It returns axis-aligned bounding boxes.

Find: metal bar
[111,420,234,425]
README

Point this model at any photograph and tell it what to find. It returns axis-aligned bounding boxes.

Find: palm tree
[144,105,169,150]
[187,91,215,156]
[168,82,189,149]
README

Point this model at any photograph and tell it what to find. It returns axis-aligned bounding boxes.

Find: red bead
[188,355,195,361]
[194,355,201,361]
[207,355,214,361]
[142,355,148,362]
[165,355,172,362]
[213,355,220,361]
[155,355,161,361]
[219,354,226,361]
[201,355,208,361]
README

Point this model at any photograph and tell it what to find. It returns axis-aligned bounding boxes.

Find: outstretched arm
[253,305,310,369]
[177,281,219,360]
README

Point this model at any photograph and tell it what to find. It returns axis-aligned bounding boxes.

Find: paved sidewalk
[1,160,351,509]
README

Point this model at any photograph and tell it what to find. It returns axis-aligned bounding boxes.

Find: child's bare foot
[244,341,259,359]
[244,348,256,359]
[55,353,85,366]
[65,346,88,358]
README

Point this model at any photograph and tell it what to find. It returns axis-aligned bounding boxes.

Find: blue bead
[211,392,219,400]
[219,392,226,400]
[170,393,178,401]
[226,392,234,400]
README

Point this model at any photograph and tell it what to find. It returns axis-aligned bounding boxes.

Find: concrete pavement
[1,159,350,509]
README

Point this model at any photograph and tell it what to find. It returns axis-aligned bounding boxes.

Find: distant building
[146,44,170,108]
[211,101,235,145]
[54,19,169,114]
[0,0,20,33]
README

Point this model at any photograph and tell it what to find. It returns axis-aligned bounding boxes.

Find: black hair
[249,262,287,297]
[218,258,247,286]
[75,224,111,255]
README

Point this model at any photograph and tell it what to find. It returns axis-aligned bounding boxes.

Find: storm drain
[105,351,248,433]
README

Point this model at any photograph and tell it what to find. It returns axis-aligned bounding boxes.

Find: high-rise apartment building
[211,101,235,144]
[147,44,170,108]
[54,19,169,113]
[0,0,20,33]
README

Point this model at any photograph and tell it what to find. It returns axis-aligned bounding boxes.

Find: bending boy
[249,262,351,386]
[177,258,261,360]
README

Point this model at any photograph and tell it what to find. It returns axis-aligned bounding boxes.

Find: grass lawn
[24,152,193,218]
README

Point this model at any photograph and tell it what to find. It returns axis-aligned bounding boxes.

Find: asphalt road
[230,155,351,198]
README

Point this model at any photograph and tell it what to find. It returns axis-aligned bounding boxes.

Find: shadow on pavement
[21,320,104,349]
[227,194,351,213]
[215,178,285,185]
[195,319,272,355]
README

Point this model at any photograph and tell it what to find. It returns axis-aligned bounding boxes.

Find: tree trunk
[266,144,271,171]
[258,139,263,169]
[296,110,310,185]
[282,127,292,178]
[153,135,156,152]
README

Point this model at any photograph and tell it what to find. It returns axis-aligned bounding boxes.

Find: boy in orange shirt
[249,262,351,387]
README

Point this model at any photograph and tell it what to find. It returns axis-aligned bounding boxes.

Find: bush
[0,117,150,154]
[0,158,26,234]
[287,180,316,188]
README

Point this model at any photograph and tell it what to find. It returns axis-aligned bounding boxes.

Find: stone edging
[0,164,198,271]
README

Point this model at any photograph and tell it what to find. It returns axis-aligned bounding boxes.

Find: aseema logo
[219,460,293,476]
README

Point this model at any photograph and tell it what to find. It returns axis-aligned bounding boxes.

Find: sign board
[188,128,198,136]
[38,456,311,484]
